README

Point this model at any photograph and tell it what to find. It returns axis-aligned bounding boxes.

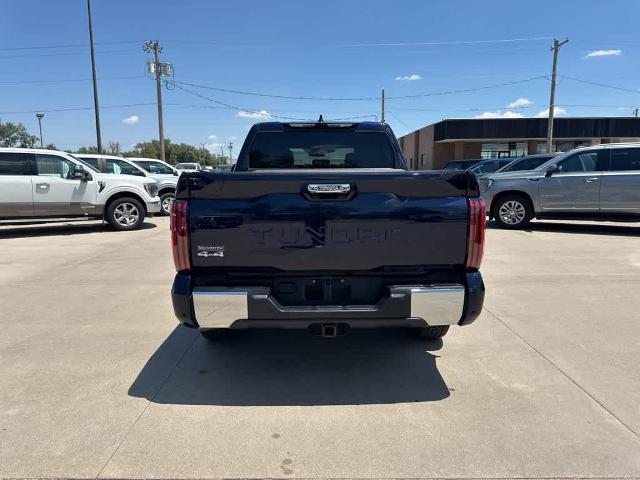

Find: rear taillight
[466,198,486,269]
[170,200,190,272]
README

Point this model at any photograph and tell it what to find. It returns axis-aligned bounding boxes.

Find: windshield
[498,156,553,173]
[70,155,100,173]
[248,129,395,169]
[176,163,198,169]
[470,160,503,174]
[134,160,175,175]
[105,159,146,176]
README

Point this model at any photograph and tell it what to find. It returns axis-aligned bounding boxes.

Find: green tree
[76,146,99,154]
[124,138,220,165]
[106,141,121,155]
[0,121,39,148]
[44,143,58,150]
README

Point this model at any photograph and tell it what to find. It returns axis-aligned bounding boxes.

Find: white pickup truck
[0,148,161,230]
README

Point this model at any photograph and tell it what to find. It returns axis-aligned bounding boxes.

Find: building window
[480,142,526,159]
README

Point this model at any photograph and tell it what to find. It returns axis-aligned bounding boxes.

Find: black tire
[105,197,145,231]
[159,192,175,216]
[492,194,533,229]
[417,325,450,341]
[200,328,235,341]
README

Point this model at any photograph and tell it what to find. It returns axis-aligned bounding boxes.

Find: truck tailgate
[185,170,472,271]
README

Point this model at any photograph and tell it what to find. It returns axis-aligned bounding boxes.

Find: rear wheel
[159,192,174,216]
[492,194,533,229]
[106,197,145,231]
[417,325,450,341]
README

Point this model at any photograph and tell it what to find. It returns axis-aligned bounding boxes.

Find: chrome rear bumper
[192,284,466,329]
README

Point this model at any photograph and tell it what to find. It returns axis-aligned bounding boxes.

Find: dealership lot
[1,217,639,479]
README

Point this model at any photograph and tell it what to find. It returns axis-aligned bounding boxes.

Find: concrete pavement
[1,217,639,479]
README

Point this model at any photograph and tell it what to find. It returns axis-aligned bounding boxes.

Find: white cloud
[236,110,271,119]
[395,74,422,81]
[585,49,622,58]
[229,136,236,141]
[474,110,524,119]
[205,142,225,152]
[535,107,567,118]
[208,134,217,140]
[507,97,533,108]
[122,115,139,125]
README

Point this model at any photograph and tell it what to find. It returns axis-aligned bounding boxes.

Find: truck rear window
[248,130,395,169]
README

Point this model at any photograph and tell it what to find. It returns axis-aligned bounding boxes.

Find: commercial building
[398,117,640,170]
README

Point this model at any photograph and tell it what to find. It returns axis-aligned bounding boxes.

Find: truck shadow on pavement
[0,221,156,239]
[128,325,450,406]
[488,220,640,237]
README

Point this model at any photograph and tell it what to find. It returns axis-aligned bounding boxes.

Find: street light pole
[36,112,44,148]
[86,0,102,153]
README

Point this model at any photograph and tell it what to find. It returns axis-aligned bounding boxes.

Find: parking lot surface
[1,217,639,479]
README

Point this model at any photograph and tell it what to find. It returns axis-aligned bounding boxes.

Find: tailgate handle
[306,183,351,195]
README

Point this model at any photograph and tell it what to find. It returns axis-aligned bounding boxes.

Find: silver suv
[481,143,640,228]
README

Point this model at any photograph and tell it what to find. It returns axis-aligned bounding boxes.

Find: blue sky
[2,0,640,155]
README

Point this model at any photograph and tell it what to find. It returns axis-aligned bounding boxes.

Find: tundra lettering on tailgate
[250,224,402,248]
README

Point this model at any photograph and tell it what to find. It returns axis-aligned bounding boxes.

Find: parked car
[467,158,515,176]
[128,157,179,176]
[495,154,556,173]
[444,159,483,170]
[175,162,202,173]
[170,121,486,342]
[0,148,161,230]
[213,164,233,172]
[77,155,178,216]
[481,143,640,228]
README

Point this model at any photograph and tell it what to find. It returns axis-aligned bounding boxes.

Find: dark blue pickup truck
[171,121,485,341]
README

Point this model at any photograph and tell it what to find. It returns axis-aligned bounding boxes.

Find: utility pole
[228,141,233,163]
[144,40,167,162]
[36,112,44,148]
[381,89,385,123]
[634,108,638,118]
[200,143,207,166]
[219,145,225,165]
[86,0,102,153]
[546,37,569,153]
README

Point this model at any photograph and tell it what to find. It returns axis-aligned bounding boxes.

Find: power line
[0,40,142,51]
[173,83,308,120]
[173,75,547,102]
[0,75,146,85]
[387,111,414,131]
[386,76,547,99]
[0,102,162,115]
[0,49,139,60]
[173,84,374,121]
[559,75,640,94]
[344,36,556,47]
[174,80,378,101]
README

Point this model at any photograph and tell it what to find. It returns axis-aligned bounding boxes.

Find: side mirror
[73,165,90,181]
[545,165,559,177]
[173,170,179,176]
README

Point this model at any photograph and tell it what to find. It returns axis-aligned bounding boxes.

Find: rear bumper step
[172,272,484,330]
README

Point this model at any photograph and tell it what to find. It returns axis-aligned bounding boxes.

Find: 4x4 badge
[196,245,224,258]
